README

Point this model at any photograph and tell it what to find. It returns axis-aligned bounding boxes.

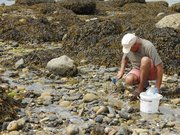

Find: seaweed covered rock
[171,3,180,13]
[0,87,17,124]
[15,0,55,5]
[65,19,122,45]
[0,3,81,42]
[155,13,180,30]
[113,0,145,7]
[57,0,96,15]
[61,19,122,66]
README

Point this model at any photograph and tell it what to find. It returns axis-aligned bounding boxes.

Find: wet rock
[107,106,116,116]
[119,111,131,120]
[126,106,134,113]
[106,67,119,72]
[171,3,180,13]
[3,70,19,77]
[15,0,55,5]
[109,118,119,126]
[46,55,77,76]
[156,13,180,30]
[95,115,104,123]
[22,98,33,105]
[66,124,79,135]
[2,122,9,131]
[15,58,24,69]
[83,93,98,102]
[116,127,129,135]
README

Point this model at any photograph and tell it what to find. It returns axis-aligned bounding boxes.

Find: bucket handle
[140,98,152,102]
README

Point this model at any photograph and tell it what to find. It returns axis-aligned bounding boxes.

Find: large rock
[15,0,54,5]
[155,13,180,30]
[171,3,180,13]
[57,0,96,15]
[46,55,77,76]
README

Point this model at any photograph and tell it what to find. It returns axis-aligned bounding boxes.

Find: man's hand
[117,71,124,80]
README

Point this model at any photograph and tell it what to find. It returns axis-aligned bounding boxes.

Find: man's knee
[125,74,136,85]
[141,57,151,67]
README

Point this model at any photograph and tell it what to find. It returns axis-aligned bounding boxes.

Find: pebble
[9,131,20,135]
[116,127,129,135]
[15,58,24,69]
[108,96,122,109]
[83,93,98,102]
[11,42,19,47]
[95,115,104,123]
[37,92,52,105]
[164,122,175,128]
[119,111,131,120]
[103,116,112,124]
[96,106,108,115]
[109,119,119,126]
[59,100,71,107]
[93,106,100,112]
[170,98,180,104]
[7,121,18,131]
[66,124,79,135]
[2,122,9,131]
[106,67,119,72]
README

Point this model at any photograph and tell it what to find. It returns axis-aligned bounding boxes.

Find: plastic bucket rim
[140,92,163,100]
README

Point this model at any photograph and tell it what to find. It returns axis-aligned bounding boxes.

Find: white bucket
[140,92,163,113]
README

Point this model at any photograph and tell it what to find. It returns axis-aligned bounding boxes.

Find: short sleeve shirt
[126,39,162,69]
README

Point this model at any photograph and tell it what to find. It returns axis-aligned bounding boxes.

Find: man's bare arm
[155,63,163,91]
[117,54,128,79]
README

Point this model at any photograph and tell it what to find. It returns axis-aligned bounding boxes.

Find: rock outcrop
[156,13,180,30]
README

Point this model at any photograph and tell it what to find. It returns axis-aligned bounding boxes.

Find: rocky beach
[0,0,179,135]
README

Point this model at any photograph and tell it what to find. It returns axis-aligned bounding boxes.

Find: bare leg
[137,57,151,93]
[125,73,139,85]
